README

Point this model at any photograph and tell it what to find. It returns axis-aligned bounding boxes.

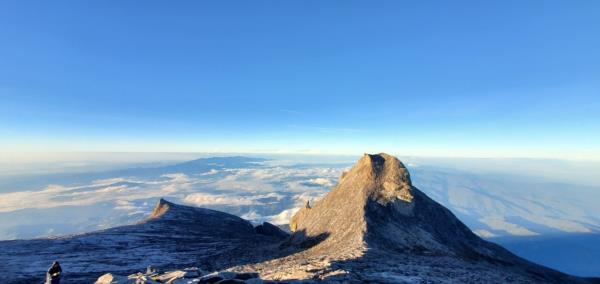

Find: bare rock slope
[290,153,512,257]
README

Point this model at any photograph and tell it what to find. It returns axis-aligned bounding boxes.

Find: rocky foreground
[3,153,600,283]
[95,268,266,284]
[0,198,288,283]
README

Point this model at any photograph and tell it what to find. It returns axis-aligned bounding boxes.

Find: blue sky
[1,1,599,159]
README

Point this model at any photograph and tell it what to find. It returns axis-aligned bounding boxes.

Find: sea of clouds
[0,158,346,239]
[0,156,599,241]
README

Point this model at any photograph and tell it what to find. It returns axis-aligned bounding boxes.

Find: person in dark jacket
[45,261,62,284]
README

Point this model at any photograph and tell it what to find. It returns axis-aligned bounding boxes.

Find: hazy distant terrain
[496,234,600,277]
[0,154,598,276]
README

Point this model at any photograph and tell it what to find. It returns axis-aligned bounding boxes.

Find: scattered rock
[95,273,128,284]
[155,270,187,283]
[112,268,265,284]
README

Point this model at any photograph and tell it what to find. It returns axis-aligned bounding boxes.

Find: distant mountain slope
[410,167,600,237]
[495,234,600,278]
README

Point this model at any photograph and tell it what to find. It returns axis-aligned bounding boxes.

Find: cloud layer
[0,157,599,240]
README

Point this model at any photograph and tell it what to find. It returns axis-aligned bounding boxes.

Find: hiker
[46,261,62,284]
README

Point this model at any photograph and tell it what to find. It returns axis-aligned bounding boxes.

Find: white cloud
[305,177,334,187]
[210,166,342,196]
[200,169,219,176]
[92,178,127,185]
[183,193,262,206]
[473,229,496,238]
[0,173,195,213]
[479,216,538,236]
[3,157,599,241]
[268,208,300,225]
[241,210,262,221]
[162,173,190,182]
[0,165,343,215]
[114,200,139,211]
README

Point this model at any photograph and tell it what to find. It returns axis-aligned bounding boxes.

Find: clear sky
[1,1,599,159]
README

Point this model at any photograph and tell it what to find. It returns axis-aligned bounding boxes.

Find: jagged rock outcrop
[232,153,599,283]
[288,153,508,258]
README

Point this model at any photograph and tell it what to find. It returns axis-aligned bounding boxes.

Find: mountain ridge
[0,197,285,283]
[232,153,599,283]
[1,153,599,283]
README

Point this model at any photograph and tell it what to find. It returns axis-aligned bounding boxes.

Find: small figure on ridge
[45,261,62,284]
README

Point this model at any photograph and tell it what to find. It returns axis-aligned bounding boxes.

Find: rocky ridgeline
[0,198,289,283]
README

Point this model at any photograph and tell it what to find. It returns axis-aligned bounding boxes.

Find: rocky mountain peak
[149,198,173,219]
[352,153,414,203]
[261,153,594,282]
[289,153,415,235]
[288,153,421,255]
[289,153,501,257]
